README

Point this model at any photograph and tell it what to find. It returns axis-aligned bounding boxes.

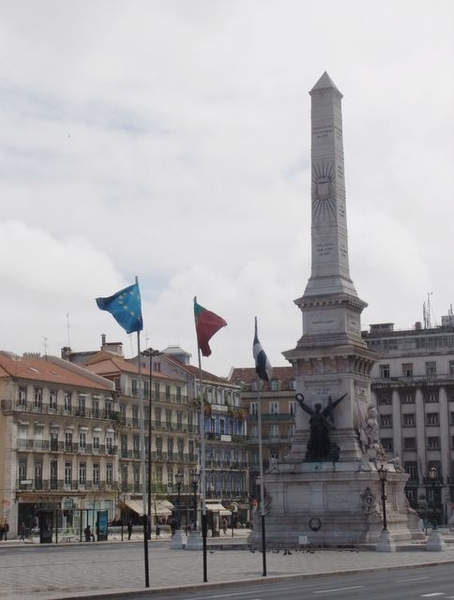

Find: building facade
[363,316,454,525]
[229,366,296,504]
[0,351,117,538]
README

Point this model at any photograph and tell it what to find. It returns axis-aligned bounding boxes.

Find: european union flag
[96,283,143,334]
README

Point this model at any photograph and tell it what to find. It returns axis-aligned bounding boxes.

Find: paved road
[1,532,454,600]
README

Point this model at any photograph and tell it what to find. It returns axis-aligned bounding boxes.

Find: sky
[0,0,453,377]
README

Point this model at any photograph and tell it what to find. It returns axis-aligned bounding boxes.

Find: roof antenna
[66,312,71,348]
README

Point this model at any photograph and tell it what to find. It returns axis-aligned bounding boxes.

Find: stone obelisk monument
[250,73,419,549]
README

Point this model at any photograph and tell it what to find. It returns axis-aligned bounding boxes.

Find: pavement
[1,529,454,600]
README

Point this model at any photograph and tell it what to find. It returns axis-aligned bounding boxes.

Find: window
[401,391,415,404]
[177,437,184,459]
[34,387,42,409]
[427,436,440,449]
[250,425,258,440]
[176,386,182,404]
[93,432,100,451]
[176,411,182,431]
[380,414,392,428]
[64,461,72,486]
[289,424,296,440]
[105,399,113,418]
[92,463,100,485]
[425,361,437,376]
[106,463,113,484]
[131,379,138,397]
[18,386,27,405]
[79,462,86,485]
[426,413,439,426]
[49,390,57,410]
[403,414,416,427]
[78,431,86,451]
[78,395,86,416]
[155,407,161,428]
[165,409,172,429]
[270,380,279,391]
[250,402,258,416]
[404,461,418,482]
[450,361,454,377]
[165,385,171,401]
[18,458,27,481]
[167,437,173,457]
[113,377,121,391]
[404,437,416,450]
[65,432,73,452]
[379,364,390,379]
[289,401,296,415]
[64,391,72,412]
[133,467,140,492]
[377,393,391,405]
[269,424,280,440]
[92,397,100,418]
[270,402,279,415]
[132,406,139,427]
[289,379,296,391]
[402,363,413,378]
[50,431,58,451]
[424,389,439,403]
[156,436,162,459]
[133,435,140,458]
[188,439,195,461]
[451,412,454,426]
[50,460,58,489]
[381,438,393,452]
[106,437,114,454]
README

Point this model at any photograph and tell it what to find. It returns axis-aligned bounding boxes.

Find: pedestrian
[19,523,27,541]
[84,525,94,542]
[222,517,228,535]
[127,519,133,540]
[3,522,8,541]
[0,523,4,541]
[170,518,177,537]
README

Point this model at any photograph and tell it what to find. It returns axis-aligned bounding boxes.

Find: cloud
[0,0,453,375]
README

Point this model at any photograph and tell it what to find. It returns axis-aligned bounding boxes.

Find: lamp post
[429,467,437,530]
[378,466,388,532]
[142,348,161,540]
[231,502,238,538]
[191,469,200,531]
[175,470,183,530]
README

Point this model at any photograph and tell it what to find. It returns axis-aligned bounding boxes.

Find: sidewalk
[1,530,454,600]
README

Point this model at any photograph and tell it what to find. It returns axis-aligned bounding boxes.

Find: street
[1,541,454,600]
[120,565,454,600]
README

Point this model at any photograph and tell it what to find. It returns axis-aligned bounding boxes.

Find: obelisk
[248,73,417,549]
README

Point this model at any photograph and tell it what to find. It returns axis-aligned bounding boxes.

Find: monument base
[169,529,187,549]
[185,530,203,550]
[249,462,421,549]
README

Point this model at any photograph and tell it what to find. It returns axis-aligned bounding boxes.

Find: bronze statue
[295,393,347,461]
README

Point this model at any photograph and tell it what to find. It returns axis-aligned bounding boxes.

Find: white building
[363,316,454,525]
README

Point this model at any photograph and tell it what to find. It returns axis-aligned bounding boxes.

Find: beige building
[229,366,296,503]
[363,316,454,525]
[0,350,117,538]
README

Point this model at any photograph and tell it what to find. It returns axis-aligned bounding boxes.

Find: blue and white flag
[253,317,272,382]
[96,283,143,334]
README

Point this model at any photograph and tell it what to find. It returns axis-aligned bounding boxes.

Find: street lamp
[428,467,438,530]
[377,466,388,532]
[142,348,161,540]
[191,469,200,531]
[175,470,183,530]
[231,502,238,538]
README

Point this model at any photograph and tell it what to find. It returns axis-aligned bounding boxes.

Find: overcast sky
[0,1,453,377]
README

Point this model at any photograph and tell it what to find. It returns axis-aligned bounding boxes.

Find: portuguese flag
[194,298,227,357]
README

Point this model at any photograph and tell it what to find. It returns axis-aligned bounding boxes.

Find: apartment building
[363,315,454,525]
[228,366,296,501]
[0,351,117,538]
[154,346,248,528]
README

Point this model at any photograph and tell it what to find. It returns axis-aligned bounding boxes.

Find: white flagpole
[257,378,267,575]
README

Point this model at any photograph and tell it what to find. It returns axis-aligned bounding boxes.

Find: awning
[206,503,231,516]
[122,500,144,515]
[122,500,172,516]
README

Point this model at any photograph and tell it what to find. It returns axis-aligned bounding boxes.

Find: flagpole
[257,379,267,576]
[197,347,208,582]
[136,278,149,588]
